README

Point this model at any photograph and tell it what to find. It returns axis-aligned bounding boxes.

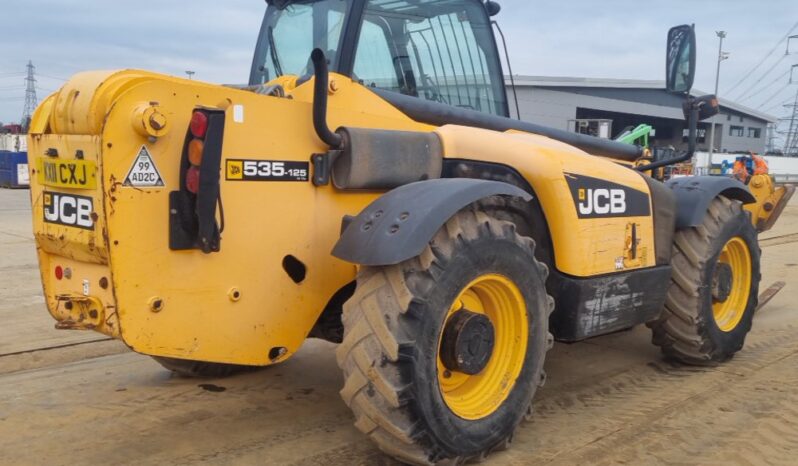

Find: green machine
[614,123,653,147]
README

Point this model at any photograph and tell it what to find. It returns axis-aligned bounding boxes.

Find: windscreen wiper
[268,26,284,77]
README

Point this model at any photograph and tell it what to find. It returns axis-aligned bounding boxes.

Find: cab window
[353,0,508,116]
[252,0,347,83]
[353,19,400,92]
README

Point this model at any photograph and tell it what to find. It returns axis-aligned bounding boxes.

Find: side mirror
[666,24,696,94]
[683,94,720,121]
[485,1,501,16]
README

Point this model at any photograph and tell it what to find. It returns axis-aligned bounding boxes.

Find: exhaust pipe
[310,49,343,149]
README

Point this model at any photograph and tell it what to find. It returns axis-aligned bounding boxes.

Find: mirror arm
[636,97,699,172]
[686,96,699,156]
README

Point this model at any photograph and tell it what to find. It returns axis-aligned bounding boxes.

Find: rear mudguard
[331,178,531,266]
[667,176,755,229]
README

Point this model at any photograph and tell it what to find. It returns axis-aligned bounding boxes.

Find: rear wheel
[336,205,553,464]
[651,195,760,364]
[152,356,257,378]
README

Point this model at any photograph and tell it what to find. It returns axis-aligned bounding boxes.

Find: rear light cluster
[185,111,209,194]
[171,107,224,253]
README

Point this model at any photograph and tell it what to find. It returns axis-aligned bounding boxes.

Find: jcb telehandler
[28,1,762,463]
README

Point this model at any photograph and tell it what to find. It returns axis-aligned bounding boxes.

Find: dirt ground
[1,188,797,466]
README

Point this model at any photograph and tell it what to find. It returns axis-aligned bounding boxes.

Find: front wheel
[650,195,760,364]
[336,205,553,464]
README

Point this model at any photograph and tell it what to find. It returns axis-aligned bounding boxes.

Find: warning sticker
[124,146,164,187]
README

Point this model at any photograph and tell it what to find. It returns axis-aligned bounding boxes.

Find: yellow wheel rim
[712,237,752,332]
[437,274,528,420]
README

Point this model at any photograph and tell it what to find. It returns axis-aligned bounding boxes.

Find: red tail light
[190,111,208,138]
[55,265,63,280]
[186,166,200,194]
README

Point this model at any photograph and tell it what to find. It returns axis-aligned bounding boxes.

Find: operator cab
[250,0,510,117]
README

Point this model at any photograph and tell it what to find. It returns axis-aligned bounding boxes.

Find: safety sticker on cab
[124,146,164,187]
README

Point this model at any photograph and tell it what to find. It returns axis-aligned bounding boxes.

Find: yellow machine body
[29,71,657,365]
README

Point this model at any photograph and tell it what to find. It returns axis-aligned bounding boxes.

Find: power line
[761,98,794,113]
[738,68,790,102]
[756,82,791,110]
[733,54,787,101]
[36,73,68,82]
[725,21,798,95]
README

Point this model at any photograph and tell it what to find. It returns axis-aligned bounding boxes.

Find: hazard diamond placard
[123,146,164,187]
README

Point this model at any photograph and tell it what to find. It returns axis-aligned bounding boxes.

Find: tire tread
[336,204,553,464]
[651,195,759,364]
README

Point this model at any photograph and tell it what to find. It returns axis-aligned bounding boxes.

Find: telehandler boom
[28,1,761,463]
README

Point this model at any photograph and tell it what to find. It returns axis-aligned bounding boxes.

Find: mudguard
[667,176,756,229]
[332,178,532,266]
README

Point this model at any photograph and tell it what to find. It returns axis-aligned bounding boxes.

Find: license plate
[37,158,97,189]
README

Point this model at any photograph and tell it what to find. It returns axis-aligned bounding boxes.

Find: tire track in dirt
[538,352,798,466]
[283,322,798,466]
[759,232,798,248]
[498,323,798,465]
[0,346,379,466]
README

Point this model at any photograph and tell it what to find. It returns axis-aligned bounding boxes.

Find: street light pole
[185,71,195,80]
[708,31,728,156]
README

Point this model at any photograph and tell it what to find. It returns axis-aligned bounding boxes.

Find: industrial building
[506,76,776,154]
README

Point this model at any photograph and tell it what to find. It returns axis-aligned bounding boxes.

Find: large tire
[651,195,760,364]
[336,204,554,465]
[152,356,258,378]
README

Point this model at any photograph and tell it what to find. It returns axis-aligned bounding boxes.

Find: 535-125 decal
[226,159,309,182]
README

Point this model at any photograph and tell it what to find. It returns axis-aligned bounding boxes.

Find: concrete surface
[1,187,797,465]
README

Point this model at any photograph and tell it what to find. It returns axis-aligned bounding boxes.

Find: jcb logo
[578,188,627,215]
[43,191,94,230]
[566,173,650,219]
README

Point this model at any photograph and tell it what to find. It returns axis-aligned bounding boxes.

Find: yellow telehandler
[28,1,763,463]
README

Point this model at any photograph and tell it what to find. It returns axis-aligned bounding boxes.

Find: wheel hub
[712,262,733,302]
[440,309,495,375]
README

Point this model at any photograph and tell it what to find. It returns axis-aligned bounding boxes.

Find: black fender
[666,176,756,229]
[332,178,532,266]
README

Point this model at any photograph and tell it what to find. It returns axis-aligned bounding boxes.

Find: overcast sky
[1,0,797,143]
